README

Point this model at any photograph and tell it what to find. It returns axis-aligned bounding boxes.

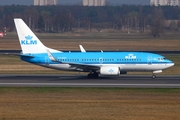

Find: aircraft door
[45,56,49,65]
[147,56,152,65]
[99,57,103,64]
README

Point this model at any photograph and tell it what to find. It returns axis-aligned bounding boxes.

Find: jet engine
[100,66,120,75]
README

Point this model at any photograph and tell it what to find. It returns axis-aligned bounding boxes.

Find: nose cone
[166,60,174,68]
[169,62,174,67]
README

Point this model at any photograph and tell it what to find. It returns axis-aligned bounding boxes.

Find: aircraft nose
[167,61,174,68]
[170,62,174,67]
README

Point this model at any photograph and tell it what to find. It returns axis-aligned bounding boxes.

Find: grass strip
[1,87,180,93]
[0,88,180,120]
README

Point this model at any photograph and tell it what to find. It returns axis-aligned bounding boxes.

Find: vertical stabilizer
[14,18,60,54]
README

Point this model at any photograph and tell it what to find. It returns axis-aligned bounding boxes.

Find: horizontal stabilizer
[20,54,34,58]
[3,53,34,58]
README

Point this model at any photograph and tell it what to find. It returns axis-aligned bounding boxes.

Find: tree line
[0,5,180,37]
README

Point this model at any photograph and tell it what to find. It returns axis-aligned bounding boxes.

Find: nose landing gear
[152,75,156,79]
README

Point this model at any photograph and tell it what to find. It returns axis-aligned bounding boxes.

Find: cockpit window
[158,58,166,60]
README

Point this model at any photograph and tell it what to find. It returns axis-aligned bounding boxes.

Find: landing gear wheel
[152,75,156,79]
[93,72,99,78]
[87,74,93,78]
[87,72,99,78]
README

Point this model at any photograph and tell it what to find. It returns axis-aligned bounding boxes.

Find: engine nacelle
[100,66,120,76]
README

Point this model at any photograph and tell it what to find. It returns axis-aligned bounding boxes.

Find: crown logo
[25,35,33,40]
[109,69,114,73]
[21,35,37,45]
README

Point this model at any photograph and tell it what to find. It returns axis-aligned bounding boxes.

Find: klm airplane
[14,18,174,79]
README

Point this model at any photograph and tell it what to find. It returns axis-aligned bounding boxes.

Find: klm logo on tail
[21,35,37,45]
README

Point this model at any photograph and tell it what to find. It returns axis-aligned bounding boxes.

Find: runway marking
[0,83,180,87]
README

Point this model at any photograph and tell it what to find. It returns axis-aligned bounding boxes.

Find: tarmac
[0,74,180,88]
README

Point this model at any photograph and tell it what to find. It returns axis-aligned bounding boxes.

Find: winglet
[79,45,86,52]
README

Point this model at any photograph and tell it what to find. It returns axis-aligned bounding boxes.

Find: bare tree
[151,8,165,37]
[41,10,51,32]
[24,8,39,31]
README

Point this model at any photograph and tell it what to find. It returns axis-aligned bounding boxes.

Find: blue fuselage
[21,52,174,72]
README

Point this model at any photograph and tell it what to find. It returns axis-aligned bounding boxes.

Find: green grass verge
[0,87,180,94]
[1,87,180,120]
[5,31,180,40]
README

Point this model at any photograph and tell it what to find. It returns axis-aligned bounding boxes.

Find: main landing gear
[87,71,99,78]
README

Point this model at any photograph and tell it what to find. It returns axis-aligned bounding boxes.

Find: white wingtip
[79,45,86,52]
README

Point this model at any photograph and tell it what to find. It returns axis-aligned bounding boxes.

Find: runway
[0,75,180,88]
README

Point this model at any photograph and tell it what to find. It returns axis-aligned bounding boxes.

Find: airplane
[14,18,174,79]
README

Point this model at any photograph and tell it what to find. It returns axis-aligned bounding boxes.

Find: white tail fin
[14,18,60,54]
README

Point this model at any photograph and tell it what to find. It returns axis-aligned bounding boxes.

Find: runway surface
[0,75,180,88]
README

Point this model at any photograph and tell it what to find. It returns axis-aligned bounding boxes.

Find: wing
[46,50,100,71]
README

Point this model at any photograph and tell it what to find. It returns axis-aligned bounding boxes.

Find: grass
[0,32,180,51]
[0,88,180,120]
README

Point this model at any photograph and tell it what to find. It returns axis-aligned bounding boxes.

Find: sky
[0,0,149,6]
